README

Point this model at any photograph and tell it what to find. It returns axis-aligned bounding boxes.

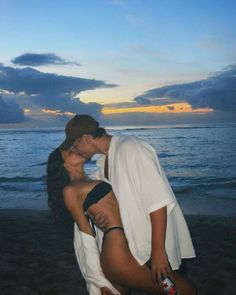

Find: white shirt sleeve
[130,142,176,215]
[73,223,120,295]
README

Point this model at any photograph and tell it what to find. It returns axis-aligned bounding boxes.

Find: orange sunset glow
[42,109,75,116]
[102,102,214,115]
[24,108,32,113]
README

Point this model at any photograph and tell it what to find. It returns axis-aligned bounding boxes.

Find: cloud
[0,64,118,122]
[11,53,80,66]
[167,106,175,111]
[0,64,116,96]
[134,64,236,112]
[135,96,151,105]
[0,96,26,123]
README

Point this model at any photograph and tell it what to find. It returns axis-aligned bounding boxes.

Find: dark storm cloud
[12,53,80,66]
[0,64,117,121]
[0,96,26,123]
[135,96,151,105]
[135,65,236,112]
[32,93,102,117]
[0,64,116,96]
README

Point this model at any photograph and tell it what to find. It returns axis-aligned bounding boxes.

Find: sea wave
[159,153,177,158]
[0,176,46,183]
[0,128,64,135]
[164,124,236,130]
[121,127,152,131]
[31,162,47,167]
[173,179,236,194]
[0,183,46,192]
[110,124,236,131]
[159,152,196,158]
[0,175,46,192]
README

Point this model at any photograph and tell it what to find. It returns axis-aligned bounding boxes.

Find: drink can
[162,276,178,295]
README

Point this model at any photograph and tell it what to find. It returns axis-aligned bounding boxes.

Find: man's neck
[96,135,112,156]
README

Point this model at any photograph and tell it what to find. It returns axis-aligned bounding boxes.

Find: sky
[0,0,236,127]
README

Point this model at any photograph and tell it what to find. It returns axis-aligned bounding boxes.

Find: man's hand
[151,249,172,287]
[91,211,110,229]
[100,287,115,295]
[149,207,171,286]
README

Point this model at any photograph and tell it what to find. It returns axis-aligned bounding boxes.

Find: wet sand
[0,209,235,295]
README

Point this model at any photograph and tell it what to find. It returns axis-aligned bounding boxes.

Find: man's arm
[150,206,171,286]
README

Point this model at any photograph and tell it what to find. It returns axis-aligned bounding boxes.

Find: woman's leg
[112,284,130,295]
[100,230,196,295]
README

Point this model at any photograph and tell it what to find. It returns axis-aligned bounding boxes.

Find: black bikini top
[83,181,112,212]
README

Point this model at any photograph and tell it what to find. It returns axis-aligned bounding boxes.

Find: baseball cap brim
[59,114,99,151]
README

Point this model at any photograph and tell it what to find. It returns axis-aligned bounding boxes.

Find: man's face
[72,135,96,159]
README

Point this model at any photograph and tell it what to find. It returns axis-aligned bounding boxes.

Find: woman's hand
[100,287,116,295]
[151,249,172,287]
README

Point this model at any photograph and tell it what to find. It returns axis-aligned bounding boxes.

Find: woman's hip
[100,227,130,270]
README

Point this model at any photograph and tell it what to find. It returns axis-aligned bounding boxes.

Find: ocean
[0,123,236,216]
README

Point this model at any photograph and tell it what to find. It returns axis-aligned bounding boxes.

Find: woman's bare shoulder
[63,183,79,197]
[63,184,84,214]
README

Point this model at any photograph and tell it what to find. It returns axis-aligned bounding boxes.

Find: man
[61,114,196,290]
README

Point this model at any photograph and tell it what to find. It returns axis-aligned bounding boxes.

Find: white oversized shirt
[74,224,120,295]
[95,135,196,269]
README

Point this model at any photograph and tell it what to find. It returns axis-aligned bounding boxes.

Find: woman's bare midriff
[85,190,132,283]
[87,191,123,231]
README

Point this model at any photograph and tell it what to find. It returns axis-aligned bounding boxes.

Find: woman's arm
[63,185,94,235]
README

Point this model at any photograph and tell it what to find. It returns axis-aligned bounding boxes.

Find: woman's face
[63,150,86,169]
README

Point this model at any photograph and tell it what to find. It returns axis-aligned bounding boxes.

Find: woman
[47,147,196,295]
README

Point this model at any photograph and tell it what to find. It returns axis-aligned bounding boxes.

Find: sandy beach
[0,209,235,295]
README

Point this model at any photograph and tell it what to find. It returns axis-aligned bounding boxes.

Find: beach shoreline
[0,209,236,295]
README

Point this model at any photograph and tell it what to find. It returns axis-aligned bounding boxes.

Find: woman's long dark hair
[47,148,73,233]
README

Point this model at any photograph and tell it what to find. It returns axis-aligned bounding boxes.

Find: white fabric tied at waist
[73,223,120,295]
